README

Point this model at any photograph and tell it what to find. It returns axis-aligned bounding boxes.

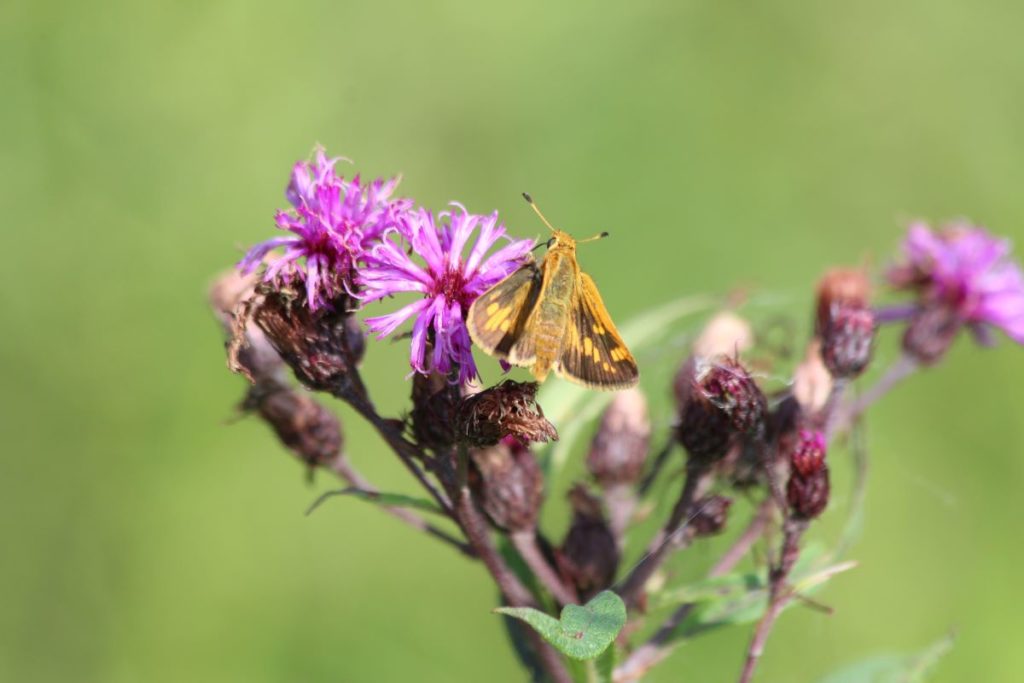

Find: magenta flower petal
[358,203,535,381]
[889,221,1024,345]
[238,147,410,311]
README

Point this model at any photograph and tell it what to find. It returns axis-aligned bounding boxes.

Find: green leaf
[536,294,717,478]
[494,591,627,661]
[305,487,444,516]
[817,632,955,683]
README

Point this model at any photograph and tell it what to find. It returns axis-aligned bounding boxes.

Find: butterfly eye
[546,237,556,248]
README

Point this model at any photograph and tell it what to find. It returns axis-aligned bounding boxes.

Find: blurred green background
[3,0,1024,681]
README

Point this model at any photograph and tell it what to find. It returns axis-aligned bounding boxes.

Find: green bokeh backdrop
[3,1,1023,681]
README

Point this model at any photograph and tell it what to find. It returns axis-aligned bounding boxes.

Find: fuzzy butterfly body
[467,197,639,391]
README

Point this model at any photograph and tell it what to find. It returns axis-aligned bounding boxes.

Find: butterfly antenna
[577,231,610,244]
[522,192,557,234]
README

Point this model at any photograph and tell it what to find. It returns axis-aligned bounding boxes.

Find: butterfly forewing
[556,272,639,389]
[467,261,543,366]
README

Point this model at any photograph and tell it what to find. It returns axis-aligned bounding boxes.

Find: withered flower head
[245,284,361,393]
[559,484,620,601]
[587,388,651,487]
[245,386,343,468]
[786,429,830,520]
[678,357,767,465]
[212,266,285,383]
[469,436,543,532]
[455,380,558,447]
[690,494,733,537]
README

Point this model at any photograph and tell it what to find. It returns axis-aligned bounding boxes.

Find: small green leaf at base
[494,591,627,661]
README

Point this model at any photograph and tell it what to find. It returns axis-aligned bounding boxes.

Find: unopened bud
[587,389,651,487]
[815,269,870,337]
[456,381,558,447]
[678,358,766,465]
[902,307,961,365]
[786,430,830,519]
[690,495,732,537]
[820,304,875,379]
[559,485,620,600]
[675,311,754,407]
[470,437,543,532]
[247,387,343,468]
[792,341,833,414]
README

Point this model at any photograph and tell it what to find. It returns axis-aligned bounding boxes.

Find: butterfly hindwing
[467,260,543,367]
[556,272,639,389]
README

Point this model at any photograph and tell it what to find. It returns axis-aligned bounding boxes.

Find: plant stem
[454,486,573,683]
[510,530,579,606]
[613,498,774,682]
[736,517,807,683]
[336,384,454,515]
[636,434,676,497]
[324,452,473,557]
[828,353,919,438]
[616,464,712,608]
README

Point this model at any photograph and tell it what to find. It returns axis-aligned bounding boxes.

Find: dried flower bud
[786,430,829,519]
[410,370,460,452]
[246,386,343,468]
[469,437,543,532]
[693,311,755,359]
[587,388,651,487]
[559,485,620,600]
[690,495,733,537]
[902,306,961,365]
[245,285,361,393]
[815,268,870,337]
[820,304,875,379]
[455,380,558,447]
[678,357,766,465]
[793,342,833,419]
[211,268,285,382]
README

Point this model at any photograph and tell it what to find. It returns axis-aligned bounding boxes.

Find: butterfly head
[522,193,608,253]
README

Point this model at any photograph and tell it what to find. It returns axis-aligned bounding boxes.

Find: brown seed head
[249,284,360,392]
[247,386,343,468]
[455,380,558,447]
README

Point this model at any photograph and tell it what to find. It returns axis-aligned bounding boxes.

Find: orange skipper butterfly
[467,194,639,390]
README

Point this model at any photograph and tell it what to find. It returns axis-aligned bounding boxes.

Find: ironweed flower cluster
[213,149,1024,683]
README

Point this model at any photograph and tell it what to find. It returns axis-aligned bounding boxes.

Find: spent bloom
[888,222,1024,344]
[239,148,411,310]
[358,204,534,382]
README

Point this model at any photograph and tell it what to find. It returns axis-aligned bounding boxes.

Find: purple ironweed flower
[888,222,1024,344]
[239,148,411,311]
[358,204,534,383]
